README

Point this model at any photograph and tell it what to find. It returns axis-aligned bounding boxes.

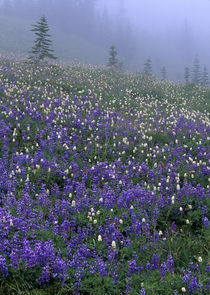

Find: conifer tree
[184,67,190,84]
[160,66,167,80]
[107,45,118,68]
[192,56,201,85]
[201,66,209,87]
[144,57,152,76]
[29,15,57,64]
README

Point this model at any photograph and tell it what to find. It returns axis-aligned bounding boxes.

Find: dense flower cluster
[0,58,209,293]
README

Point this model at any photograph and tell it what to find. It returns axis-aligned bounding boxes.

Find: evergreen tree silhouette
[201,66,209,87]
[29,15,57,64]
[160,66,167,80]
[184,67,190,84]
[144,57,152,76]
[107,45,119,68]
[192,56,201,84]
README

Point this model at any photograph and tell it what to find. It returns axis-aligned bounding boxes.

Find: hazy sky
[98,0,210,32]
[96,0,210,78]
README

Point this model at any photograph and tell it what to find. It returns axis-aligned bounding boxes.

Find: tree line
[29,13,209,88]
[2,0,209,86]
[108,46,209,86]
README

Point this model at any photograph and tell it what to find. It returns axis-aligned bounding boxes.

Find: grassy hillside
[0,15,107,64]
[0,58,209,294]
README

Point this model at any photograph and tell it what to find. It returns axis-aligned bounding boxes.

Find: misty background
[0,0,210,82]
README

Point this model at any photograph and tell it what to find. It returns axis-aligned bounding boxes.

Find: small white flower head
[119,219,123,224]
[111,240,116,249]
[93,219,97,224]
[130,205,134,210]
[97,210,101,215]
[10,219,13,226]
[3,216,6,223]
[188,204,192,210]
[186,219,190,224]
[171,195,175,204]
[98,235,102,242]
[71,200,76,207]
[141,282,144,288]
[54,220,58,224]
[99,197,103,203]
[181,287,186,293]
[142,218,146,223]
[110,208,113,212]
[69,193,72,198]
[177,184,180,191]
[89,216,92,222]
[179,207,183,212]
[198,256,202,263]
[159,230,163,236]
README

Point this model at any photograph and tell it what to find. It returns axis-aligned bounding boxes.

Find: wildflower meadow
[0,58,209,294]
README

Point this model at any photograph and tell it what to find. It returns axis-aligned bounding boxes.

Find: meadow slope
[0,59,209,294]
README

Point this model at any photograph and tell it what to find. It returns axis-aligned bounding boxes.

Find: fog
[0,0,210,83]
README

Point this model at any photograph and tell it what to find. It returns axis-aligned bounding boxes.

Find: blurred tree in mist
[144,57,152,76]
[160,66,167,80]
[184,67,190,84]
[192,56,201,85]
[201,66,209,87]
[107,45,119,68]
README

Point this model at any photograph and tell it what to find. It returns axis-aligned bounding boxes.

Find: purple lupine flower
[167,254,175,273]
[37,264,51,285]
[203,217,208,228]
[128,259,139,275]
[160,262,168,278]
[0,255,8,277]
[151,254,159,270]
[96,258,108,278]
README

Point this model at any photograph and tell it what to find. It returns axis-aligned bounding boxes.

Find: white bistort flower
[111,240,116,249]
[198,256,202,263]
